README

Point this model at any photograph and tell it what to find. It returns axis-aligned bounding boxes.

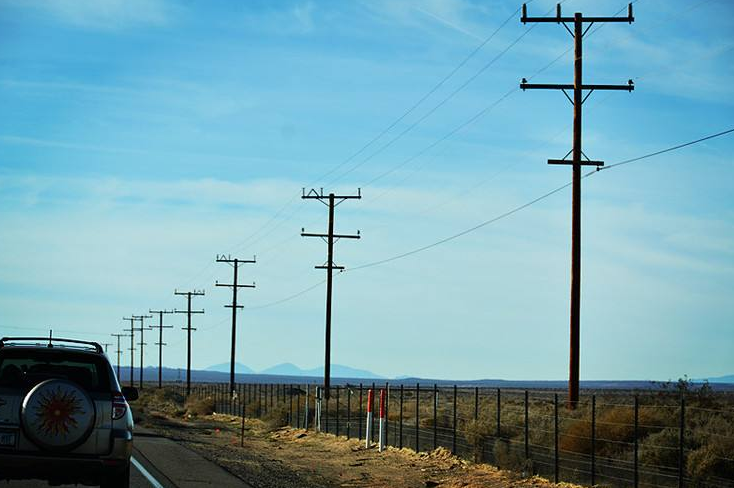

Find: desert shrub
[261,403,289,430]
[687,441,734,481]
[493,438,524,470]
[185,396,215,417]
[639,427,680,469]
[559,405,670,456]
[462,418,493,462]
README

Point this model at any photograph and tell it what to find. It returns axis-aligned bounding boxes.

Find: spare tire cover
[21,379,96,452]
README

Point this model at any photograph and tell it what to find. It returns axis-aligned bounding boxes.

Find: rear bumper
[0,429,132,483]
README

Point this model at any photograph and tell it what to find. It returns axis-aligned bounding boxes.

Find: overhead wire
[345,127,734,273]
[242,126,734,309]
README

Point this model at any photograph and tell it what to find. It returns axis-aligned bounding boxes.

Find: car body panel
[0,339,134,485]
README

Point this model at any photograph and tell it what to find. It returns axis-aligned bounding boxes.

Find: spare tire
[21,379,96,452]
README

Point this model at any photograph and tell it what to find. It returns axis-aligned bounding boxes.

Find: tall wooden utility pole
[216,255,256,396]
[175,290,204,396]
[123,317,136,388]
[111,333,128,380]
[149,309,174,389]
[132,314,152,389]
[302,188,361,399]
[520,3,634,408]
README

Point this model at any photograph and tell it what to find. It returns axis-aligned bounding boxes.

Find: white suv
[0,337,137,487]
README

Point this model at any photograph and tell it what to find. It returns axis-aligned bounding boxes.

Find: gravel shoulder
[137,404,584,488]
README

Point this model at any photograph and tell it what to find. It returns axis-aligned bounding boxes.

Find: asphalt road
[6,428,249,487]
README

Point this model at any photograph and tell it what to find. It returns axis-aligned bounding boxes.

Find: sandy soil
[140,409,584,488]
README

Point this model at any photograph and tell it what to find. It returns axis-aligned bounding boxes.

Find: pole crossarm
[520,82,634,91]
[521,3,634,25]
[216,282,256,288]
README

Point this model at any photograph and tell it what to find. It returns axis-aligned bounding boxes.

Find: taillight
[112,392,127,420]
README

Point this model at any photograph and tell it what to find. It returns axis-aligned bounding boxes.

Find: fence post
[524,390,529,460]
[452,385,457,454]
[371,382,376,444]
[325,391,330,434]
[296,388,301,428]
[591,394,596,486]
[634,395,639,488]
[415,383,420,452]
[365,388,374,448]
[554,393,559,484]
[240,386,246,447]
[347,386,351,440]
[399,384,404,448]
[358,383,363,440]
[496,388,501,438]
[305,384,310,430]
[384,382,389,445]
[379,389,386,452]
[474,386,479,421]
[679,397,685,488]
[336,386,340,437]
[433,384,437,450]
[288,384,293,424]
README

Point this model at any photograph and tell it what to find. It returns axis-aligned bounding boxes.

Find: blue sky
[0,0,732,381]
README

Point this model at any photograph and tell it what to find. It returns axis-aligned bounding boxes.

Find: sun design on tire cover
[34,387,84,437]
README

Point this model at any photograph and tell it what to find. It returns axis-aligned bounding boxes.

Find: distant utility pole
[216,255,256,396]
[301,188,361,399]
[111,333,128,380]
[520,3,634,409]
[123,317,136,388]
[149,309,174,389]
[175,290,205,396]
[101,342,112,353]
[132,314,152,389]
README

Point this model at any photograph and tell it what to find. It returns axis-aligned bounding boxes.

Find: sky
[0,0,732,382]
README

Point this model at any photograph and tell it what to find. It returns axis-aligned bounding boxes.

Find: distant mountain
[259,363,382,379]
[304,364,383,379]
[205,362,255,374]
[260,363,302,376]
[697,374,734,384]
[204,361,382,379]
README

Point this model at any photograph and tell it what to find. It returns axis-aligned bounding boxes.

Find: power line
[222,5,527,259]
[327,3,566,187]
[345,128,734,273]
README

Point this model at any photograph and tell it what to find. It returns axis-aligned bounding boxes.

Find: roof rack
[0,337,104,354]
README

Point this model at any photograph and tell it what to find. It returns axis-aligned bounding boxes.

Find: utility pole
[101,342,112,353]
[301,188,361,399]
[520,3,634,409]
[132,314,152,389]
[111,333,128,380]
[149,309,174,389]
[175,290,205,396]
[123,317,136,388]
[215,255,256,396]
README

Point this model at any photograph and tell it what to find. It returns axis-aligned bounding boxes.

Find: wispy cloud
[4,0,173,29]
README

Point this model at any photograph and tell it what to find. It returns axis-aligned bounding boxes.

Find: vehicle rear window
[0,349,110,392]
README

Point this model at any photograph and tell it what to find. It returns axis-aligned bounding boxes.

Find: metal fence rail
[175,382,734,488]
